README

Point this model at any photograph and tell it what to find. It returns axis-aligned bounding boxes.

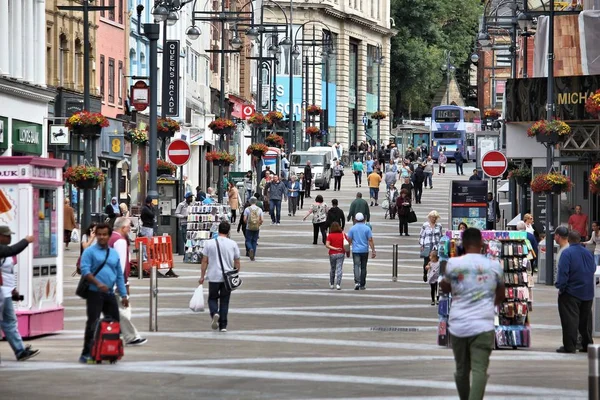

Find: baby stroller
[382,190,398,220]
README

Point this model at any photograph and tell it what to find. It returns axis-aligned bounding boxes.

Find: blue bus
[430,105,481,161]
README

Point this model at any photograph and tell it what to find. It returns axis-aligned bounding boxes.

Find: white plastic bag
[71,228,80,243]
[189,285,205,312]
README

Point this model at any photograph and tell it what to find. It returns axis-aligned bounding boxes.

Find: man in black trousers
[303,160,313,198]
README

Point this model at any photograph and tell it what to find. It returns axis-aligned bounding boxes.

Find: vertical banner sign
[163,40,180,117]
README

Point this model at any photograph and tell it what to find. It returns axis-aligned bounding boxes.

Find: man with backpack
[243,197,264,261]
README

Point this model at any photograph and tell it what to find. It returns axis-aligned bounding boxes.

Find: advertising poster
[450,180,488,230]
[0,185,19,235]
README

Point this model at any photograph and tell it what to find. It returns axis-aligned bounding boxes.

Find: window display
[34,188,58,258]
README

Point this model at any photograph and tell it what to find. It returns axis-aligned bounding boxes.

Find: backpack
[247,207,261,231]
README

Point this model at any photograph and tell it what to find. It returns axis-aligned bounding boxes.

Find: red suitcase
[91,318,124,364]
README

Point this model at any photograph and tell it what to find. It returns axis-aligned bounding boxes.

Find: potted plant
[508,167,532,186]
[157,117,181,139]
[265,133,284,148]
[247,113,266,128]
[307,104,322,116]
[590,163,600,194]
[145,159,177,176]
[585,89,600,118]
[266,111,284,126]
[63,165,105,189]
[530,172,573,194]
[126,128,149,146]
[66,111,110,138]
[246,143,269,158]
[208,118,236,135]
[205,151,236,167]
[527,119,572,143]
[484,109,501,119]
[371,111,386,120]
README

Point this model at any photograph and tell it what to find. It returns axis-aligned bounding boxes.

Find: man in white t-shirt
[441,228,504,400]
[199,221,241,332]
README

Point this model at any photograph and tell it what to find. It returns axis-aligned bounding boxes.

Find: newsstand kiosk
[0,157,66,337]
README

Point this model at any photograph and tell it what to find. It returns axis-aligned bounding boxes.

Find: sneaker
[211,313,220,330]
[127,337,148,346]
[79,354,92,364]
[370,201,374,206]
[288,213,292,216]
[431,301,435,306]
[17,348,40,361]
[354,284,360,290]
[220,328,227,332]
[329,284,334,289]
[271,222,275,225]
[276,222,280,225]
[249,250,255,261]
[359,286,366,290]
[336,285,341,290]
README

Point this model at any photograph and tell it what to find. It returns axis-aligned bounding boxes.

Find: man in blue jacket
[555,230,595,353]
[454,148,464,175]
[79,222,129,363]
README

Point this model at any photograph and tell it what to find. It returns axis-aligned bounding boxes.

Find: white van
[290,149,332,190]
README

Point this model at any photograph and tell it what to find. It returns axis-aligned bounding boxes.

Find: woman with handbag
[396,189,412,236]
[418,210,443,282]
[325,222,346,290]
[303,195,328,245]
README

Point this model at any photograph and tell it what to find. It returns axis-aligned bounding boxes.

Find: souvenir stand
[437,230,535,349]
[183,202,231,263]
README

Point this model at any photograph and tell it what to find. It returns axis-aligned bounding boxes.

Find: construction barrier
[134,235,174,274]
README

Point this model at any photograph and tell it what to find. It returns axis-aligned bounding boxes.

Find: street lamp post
[374,44,384,148]
[441,51,455,105]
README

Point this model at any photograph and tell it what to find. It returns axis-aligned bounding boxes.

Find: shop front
[97,121,125,212]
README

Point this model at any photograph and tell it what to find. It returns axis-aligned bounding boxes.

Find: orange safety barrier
[134,235,174,273]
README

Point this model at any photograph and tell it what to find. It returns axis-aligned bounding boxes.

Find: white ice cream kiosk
[0,157,66,337]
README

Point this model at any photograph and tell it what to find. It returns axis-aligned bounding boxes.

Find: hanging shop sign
[163,40,180,117]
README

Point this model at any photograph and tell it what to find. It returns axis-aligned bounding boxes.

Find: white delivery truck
[289,148,332,190]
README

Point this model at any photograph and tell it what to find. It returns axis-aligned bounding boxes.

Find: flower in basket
[247,113,266,126]
[145,159,177,175]
[127,128,149,145]
[507,167,532,183]
[585,89,600,118]
[371,111,386,120]
[205,151,236,164]
[526,119,572,138]
[530,172,572,193]
[266,111,284,125]
[307,104,322,115]
[246,143,269,156]
[66,111,110,129]
[265,133,285,147]
[157,117,181,133]
[306,126,321,136]
[208,118,236,132]
[63,165,105,189]
[590,163,600,194]
[484,109,501,119]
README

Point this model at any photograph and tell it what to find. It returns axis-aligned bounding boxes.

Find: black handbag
[76,249,110,299]
[407,208,418,223]
[215,238,242,292]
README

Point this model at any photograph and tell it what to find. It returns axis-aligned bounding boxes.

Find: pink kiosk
[0,157,66,337]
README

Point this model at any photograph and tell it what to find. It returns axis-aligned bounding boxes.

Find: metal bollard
[392,244,398,282]
[149,266,158,332]
[590,345,600,400]
[138,242,143,280]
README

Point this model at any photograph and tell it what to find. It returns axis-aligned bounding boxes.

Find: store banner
[12,120,42,155]
[163,40,180,117]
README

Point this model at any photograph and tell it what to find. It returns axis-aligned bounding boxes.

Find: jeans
[179,223,187,255]
[558,292,593,352]
[245,229,259,255]
[425,172,433,187]
[208,282,231,330]
[354,171,362,186]
[414,184,423,203]
[451,330,494,400]
[329,253,345,286]
[269,199,282,223]
[246,189,253,202]
[313,222,327,244]
[82,290,120,357]
[1,297,25,357]
[334,176,342,191]
[369,188,379,201]
[456,162,464,175]
[352,252,369,287]
[288,196,298,215]
[595,254,600,266]
[139,226,154,262]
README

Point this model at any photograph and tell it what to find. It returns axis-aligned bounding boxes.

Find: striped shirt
[419,222,443,249]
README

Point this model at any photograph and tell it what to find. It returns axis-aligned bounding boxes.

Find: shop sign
[0,116,7,149]
[32,166,58,181]
[163,40,180,117]
[0,165,27,178]
[12,120,42,155]
[108,135,124,158]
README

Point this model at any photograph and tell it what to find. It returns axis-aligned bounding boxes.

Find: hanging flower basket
[530,172,572,194]
[590,163,600,194]
[66,111,109,138]
[265,133,284,148]
[247,113,266,128]
[371,111,386,120]
[266,111,284,126]
[307,105,322,116]
[246,143,269,158]
[585,89,600,118]
[205,151,236,167]
[484,109,501,119]
[208,118,235,135]
[306,126,320,136]
[63,165,105,190]
[527,119,572,144]
[157,117,180,139]
[145,159,177,176]
[508,167,531,186]
[126,128,149,146]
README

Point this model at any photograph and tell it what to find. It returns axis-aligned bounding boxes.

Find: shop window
[33,189,58,258]
[118,61,123,105]
[108,58,115,103]
[118,0,123,24]
[109,0,115,21]
[100,0,106,17]
[100,55,105,100]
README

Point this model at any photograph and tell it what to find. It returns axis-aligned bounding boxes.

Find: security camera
[390,18,396,27]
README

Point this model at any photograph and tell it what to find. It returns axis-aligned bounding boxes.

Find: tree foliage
[390,0,482,120]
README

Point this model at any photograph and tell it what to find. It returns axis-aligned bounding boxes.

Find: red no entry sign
[481,150,507,178]
[167,139,191,166]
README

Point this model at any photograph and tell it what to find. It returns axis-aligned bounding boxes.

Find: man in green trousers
[440,228,505,400]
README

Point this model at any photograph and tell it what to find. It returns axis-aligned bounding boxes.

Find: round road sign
[167,139,191,166]
[481,150,507,178]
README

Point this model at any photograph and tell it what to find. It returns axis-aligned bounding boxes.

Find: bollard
[590,345,600,400]
[149,266,158,332]
[138,241,143,280]
[392,244,398,282]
